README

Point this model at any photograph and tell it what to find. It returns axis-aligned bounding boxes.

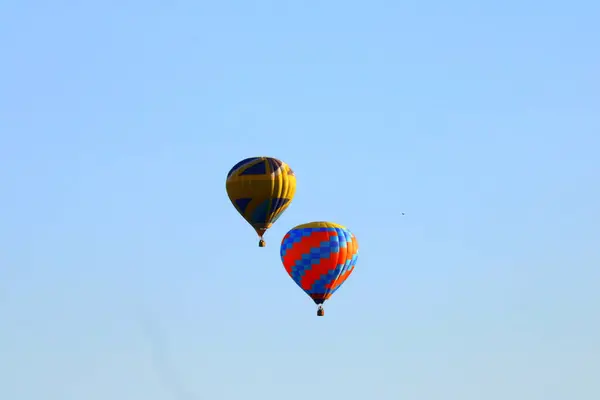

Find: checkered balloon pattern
[280,222,359,304]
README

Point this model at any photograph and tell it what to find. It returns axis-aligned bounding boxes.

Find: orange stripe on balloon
[326,236,358,290]
[281,231,337,275]
[328,266,354,291]
[299,249,340,290]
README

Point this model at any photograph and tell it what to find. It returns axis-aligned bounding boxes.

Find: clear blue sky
[1,1,598,399]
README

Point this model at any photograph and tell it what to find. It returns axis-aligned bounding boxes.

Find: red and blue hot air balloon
[280,221,359,316]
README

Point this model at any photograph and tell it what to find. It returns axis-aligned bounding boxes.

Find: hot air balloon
[280,222,359,316]
[226,157,296,247]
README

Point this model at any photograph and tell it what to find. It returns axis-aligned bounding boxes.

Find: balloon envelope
[280,221,359,305]
[226,157,296,245]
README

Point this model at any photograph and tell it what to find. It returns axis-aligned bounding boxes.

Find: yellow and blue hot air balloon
[226,157,296,247]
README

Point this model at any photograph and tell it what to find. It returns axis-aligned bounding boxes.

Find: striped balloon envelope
[280,221,359,316]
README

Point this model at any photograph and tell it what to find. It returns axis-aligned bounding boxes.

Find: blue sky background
[1,1,599,399]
